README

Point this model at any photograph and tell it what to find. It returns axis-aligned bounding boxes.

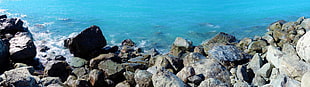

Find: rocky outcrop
[1,67,38,87]
[9,32,36,62]
[64,25,107,59]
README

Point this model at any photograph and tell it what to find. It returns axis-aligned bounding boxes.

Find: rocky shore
[0,14,310,87]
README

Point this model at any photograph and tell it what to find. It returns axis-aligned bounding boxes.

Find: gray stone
[198,78,229,87]
[134,70,153,87]
[44,60,71,82]
[190,59,231,84]
[233,81,250,87]
[301,18,310,31]
[236,65,249,82]
[89,53,116,69]
[247,40,267,54]
[296,31,310,63]
[68,57,88,68]
[9,32,36,61]
[152,69,187,87]
[252,74,266,86]
[208,45,250,62]
[183,52,206,66]
[282,43,299,61]
[88,69,106,87]
[72,67,88,79]
[248,53,263,73]
[64,25,107,59]
[64,75,77,87]
[123,71,135,86]
[121,39,135,47]
[98,59,125,79]
[256,63,274,78]
[40,77,64,87]
[173,37,192,49]
[301,72,310,87]
[154,55,183,73]
[266,46,282,68]
[3,67,38,87]
[176,66,195,83]
[280,55,310,81]
[269,75,301,87]
[115,81,131,87]
[188,75,203,85]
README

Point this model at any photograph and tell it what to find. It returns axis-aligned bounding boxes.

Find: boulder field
[0,15,310,87]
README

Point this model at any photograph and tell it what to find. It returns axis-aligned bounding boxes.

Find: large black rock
[64,25,107,59]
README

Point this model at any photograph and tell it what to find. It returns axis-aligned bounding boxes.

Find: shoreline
[0,14,309,87]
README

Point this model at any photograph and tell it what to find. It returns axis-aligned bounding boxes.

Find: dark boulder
[64,25,107,59]
[0,15,7,19]
[121,39,135,47]
[9,32,36,63]
[88,69,107,87]
[44,60,71,82]
[0,39,9,73]
[0,18,28,36]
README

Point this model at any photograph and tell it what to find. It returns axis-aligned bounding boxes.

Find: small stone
[72,67,88,79]
[115,81,131,87]
[188,75,203,85]
[296,31,310,63]
[173,37,192,49]
[236,65,249,82]
[67,57,88,68]
[152,69,187,87]
[123,71,135,86]
[252,74,266,86]
[247,53,263,73]
[176,66,195,83]
[121,39,135,47]
[134,70,153,87]
[89,53,116,69]
[198,78,229,87]
[183,52,206,66]
[40,77,64,86]
[266,46,282,68]
[98,59,125,81]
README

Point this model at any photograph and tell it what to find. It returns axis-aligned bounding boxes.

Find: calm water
[1,0,310,55]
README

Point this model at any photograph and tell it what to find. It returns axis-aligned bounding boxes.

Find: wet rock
[68,57,88,68]
[188,74,203,85]
[127,56,147,64]
[266,46,282,68]
[183,52,206,66]
[247,53,263,73]
[0,39,9,72]
[38,45,50,52]
[44,60,71,82]
[88,69,106,87]
[190,59,231,84]
[297,16,305,24]
[176,66,195,83]
[134,70,153,87]
[268,20,286,31]
[2,67,38,87]
[152,69,187,87]
[98,59,125,82]
[9,32,36,62]
[115,81,131,87]
[64,25,107,59]
[39,77,64,87]
[203,32,236,45]
[198,78,229,87]
[296,31,310,63]
[121,39,135,47]
[193,46,205,55]
[208,45,251,66]
[236,38,252,51]
[256,63,274,78]
[301,72,310,87]
[89,53,117,69]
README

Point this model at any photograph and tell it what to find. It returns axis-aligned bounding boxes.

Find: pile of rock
[1,15,310,87]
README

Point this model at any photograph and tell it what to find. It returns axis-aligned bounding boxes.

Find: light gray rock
[183,52,206,66]
[152,69,187,87]
[173,37,192,49]
[98,59,125,79]
[198,78,229,87]
[176,66,195,83]
[248,53,263,73]
[296,31,310,63]
[301,72,310,87]
[154,55,183,73]
[190,59,231,84]
[236,65,249,82]
[301,18,310,31]
[269,74,301,87]
[252,74,266,86]
[233,81,250,87]
[3,67,38,87]
[280,55,310,81]
[40,77,64,87]
[115,81,131,87]
[266,46,282,68]
[208,45,250,62]
[134,70,153,87]
[9,32,36,61]
[256,63,274,78]
[68,57,88,68]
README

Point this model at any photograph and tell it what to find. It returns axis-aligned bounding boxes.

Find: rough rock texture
[67,57,88,68]
[0,18,28,35]
[44,61,71,82]
[121,39,135,47]
[190,59,231,84]
[9,32,36,61]
[88,69,106,87]
[89,53,116,69]
[208,45,250,66]
[98,59,125,82]
[176,66,195,83]
[152,69,187,87]
[256,63,274,78]
[301,72,310,87]
[296,31,310,63]
[154,55,183,73]
[266,46,282,68]
[0,39,9,72]
[170,37,193,57]
[39,77,64,87]
[64,25,107,59]
[115,81,131,87]
[2,67,38,87]
[280,55,310,81]
[183,52,206,66]
[198,78,229,87]
[134,70,153,87]
[247,53,263,73]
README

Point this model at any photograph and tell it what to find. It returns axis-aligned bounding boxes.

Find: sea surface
[1,0,310,58]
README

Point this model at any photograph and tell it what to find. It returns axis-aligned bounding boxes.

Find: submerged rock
[64,25,107,59]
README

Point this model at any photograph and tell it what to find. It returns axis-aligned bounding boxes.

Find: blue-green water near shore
[1,0,310,55]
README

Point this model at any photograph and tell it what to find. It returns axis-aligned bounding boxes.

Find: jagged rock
[121,39,135,47]
[64,75,77,87]
[269,75,301,87]
[269,68,280,81]
[198,78,229,87]
[44,60,71,82]
[301,72,310,87]
[236,65,249,82]
[183,52,206,66]
[88,69,106,87]
[68,57,88,68]
[134,70,153,87]
[152,69,187,87]
[282,43,299,60]
[122,63,147,72]
[236,38,252,51]
[280,54,310,81]
[247,53,263,73]
[208,45,251,66]
[176,66,195,83]
[256,63,274,78]
[154,55,183,73]
[266,46,282,68]
[268,20,286,31]
[301,18,310,31]
[202,32,236,55]
[297,16,305,24]
[123,71,135,86]
[247,40,267,54]
[2,67,38,87]
[115,81,131,87]
[252,74,266,86]
[9,32,36,62]
[296,31,310,63]
[98,59,125,82]
[190,59,231,84]
[0,18,28,35]
[64,25,107,59]
[72,67,89,79]
[39,77,64,87]
[89,53,117,69]
[0,39,9,72]
[170,37,193,57]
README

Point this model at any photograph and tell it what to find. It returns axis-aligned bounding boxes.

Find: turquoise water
[1,0,310,53]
